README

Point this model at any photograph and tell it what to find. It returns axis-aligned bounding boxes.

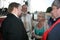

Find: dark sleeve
[1,20,18,40]
[47,23,60,40]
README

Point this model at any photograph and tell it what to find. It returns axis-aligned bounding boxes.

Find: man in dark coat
[1,2,28,40]
[47,0,60,40]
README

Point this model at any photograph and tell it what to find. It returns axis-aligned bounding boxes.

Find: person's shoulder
[50,23,60,33]
[54,23,60,28]
[47,23,60,40]
[2,17,9,24]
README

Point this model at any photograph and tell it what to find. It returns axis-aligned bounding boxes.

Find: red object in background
[0,16,7,40]
[0,18,5,27]
[0,18,5,40]
[0,16,7,27]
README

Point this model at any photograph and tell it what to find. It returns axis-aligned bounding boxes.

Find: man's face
[51,6,58,18]
[37,14,45,22]
[17,6,22,16]
[57,8,60,17]
[22,5,27,13]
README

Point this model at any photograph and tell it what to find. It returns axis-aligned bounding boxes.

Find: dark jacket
[48,17,55,27]
[47,17,60,40]
[1,13,28,40]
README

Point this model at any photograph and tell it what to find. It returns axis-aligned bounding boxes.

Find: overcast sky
[30,0,54,12]
[0,0,54,13]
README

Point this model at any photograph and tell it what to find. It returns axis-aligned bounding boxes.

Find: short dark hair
[22,4,27,8]
[52,0,60,8]
[8,2,20,13]
[46,7,52,13]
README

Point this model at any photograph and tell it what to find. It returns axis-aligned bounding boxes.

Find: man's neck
[22,12,27,16]
[11,12,19,18]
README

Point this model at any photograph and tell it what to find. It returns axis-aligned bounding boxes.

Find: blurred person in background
[1,2,28,40]
[32,12,49,40]
[21,4,32,40]
[46,7,55,27]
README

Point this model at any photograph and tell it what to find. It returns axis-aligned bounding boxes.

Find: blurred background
[0,0,54,19]
[0,0,54,13]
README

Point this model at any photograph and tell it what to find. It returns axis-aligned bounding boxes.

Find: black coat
[47,17,60,40]
[1,13,28,40]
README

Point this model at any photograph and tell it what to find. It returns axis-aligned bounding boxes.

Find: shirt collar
[12,13,19,18]
[56,17,60,21]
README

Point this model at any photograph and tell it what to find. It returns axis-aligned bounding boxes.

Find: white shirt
[21,13,32,32]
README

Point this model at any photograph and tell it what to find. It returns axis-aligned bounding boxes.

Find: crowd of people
[0,0,60,40]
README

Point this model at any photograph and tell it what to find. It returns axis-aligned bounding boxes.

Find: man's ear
[58,8,60,12]
[57,8,60,16]
[59,8,60,10]
[13,7,17,12]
